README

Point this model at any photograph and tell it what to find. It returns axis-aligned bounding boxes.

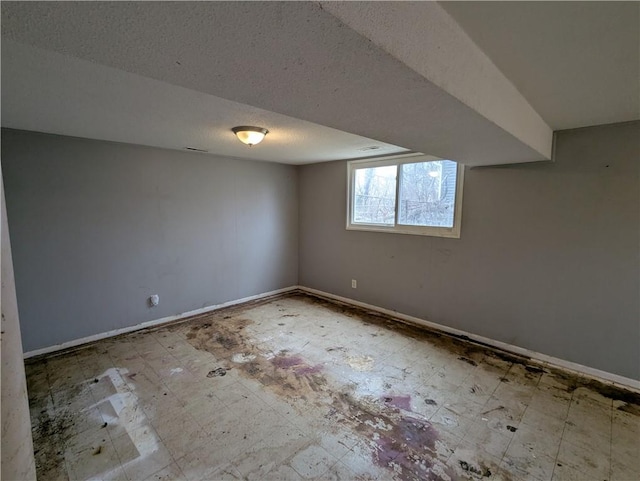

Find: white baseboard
[299,286,640,392]
[23,286,298,359]
[24,284,640,393]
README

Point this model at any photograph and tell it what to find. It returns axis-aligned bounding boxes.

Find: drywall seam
[298,286,640,392]
[23,286,298,358]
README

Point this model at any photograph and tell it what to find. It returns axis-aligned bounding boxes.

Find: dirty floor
[26,293,640,481]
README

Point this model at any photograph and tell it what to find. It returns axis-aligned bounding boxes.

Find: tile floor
[26,293,640,481]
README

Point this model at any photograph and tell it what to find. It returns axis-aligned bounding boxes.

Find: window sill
[346,223,461,239]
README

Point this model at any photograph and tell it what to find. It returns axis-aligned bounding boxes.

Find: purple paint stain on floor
[294,364,323,375]
[271,355,323,375]
[372,417,439,479]
[271,355,304,369]
[374,437,403,466]
[383,394,412,411]
[396,417,437,447]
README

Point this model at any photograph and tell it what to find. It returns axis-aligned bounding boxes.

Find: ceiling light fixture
[232,126,269,146]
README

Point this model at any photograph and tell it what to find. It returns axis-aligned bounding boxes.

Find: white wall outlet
[351,279,357,289]
[149,294,159,307]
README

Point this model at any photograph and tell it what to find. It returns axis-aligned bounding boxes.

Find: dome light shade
[232,126,269,146]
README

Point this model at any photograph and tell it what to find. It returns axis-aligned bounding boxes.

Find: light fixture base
[232,126,269,146]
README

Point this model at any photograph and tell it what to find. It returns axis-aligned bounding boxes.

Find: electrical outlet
[351,279,357,289]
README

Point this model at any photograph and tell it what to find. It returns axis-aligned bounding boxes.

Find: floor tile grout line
[549,389,575,481]
[484,362,547,479]
[103,430,132,481]
[142,459,187,481]
[609,399,614,481]
[102,344,189,481]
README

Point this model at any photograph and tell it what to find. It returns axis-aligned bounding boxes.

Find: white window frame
[346,153,464,238]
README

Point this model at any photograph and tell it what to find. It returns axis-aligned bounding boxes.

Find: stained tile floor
[26,293,640,481]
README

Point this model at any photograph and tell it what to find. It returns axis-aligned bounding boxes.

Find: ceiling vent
[184,147,209,152]
[358,146,381,152]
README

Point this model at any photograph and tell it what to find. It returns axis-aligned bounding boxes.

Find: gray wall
[4,123,639,379]
[2,129,298,352]
[299,122,640,380]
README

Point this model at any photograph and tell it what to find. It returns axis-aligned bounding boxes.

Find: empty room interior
[1,2,639,481]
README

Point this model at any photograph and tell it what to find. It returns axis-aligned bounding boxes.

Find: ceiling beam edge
[321,1,553,161]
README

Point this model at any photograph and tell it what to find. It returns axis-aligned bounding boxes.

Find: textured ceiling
[1,41,406,165]
[441,1,640,130]
[4,2,634,164]
[1,1,551,166]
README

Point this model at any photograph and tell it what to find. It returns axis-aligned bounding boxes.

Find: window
[347,154,464,238]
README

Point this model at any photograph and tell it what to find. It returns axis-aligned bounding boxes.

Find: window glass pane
[398,160,457,228]
[353,165,397,225]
